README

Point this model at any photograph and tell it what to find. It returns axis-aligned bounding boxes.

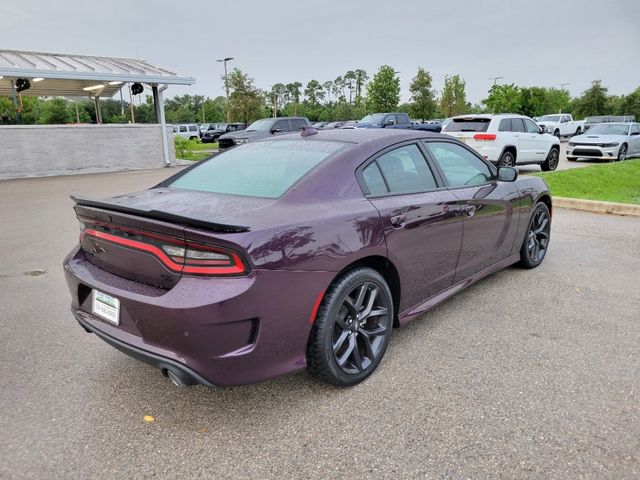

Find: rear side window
[373,144,437,194]
[499,119,510,131]
[179,126,187,132]
[511,118,525,132]
[169,140,345,198]
[361,163,388,196]
[445,118,490,132]
[189,125,198,132]
[395,114,409,125]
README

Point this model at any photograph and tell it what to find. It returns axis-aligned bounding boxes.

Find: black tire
[307,268,394,386]
[541,147,559,171]
[553,129,560,138]
[498,150,516,167]
[618,144,628,161]
[518,202,551,269]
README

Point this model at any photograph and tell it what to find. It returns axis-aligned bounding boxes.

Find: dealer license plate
[92,290,120,325]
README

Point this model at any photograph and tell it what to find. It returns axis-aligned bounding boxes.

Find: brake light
[83,227,247,276]
[473,133,497,141]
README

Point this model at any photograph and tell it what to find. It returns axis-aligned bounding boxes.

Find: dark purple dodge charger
[64,128,551,387]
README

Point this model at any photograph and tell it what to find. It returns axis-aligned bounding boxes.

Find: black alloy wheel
[618,144,628,161]
[519,202,551,268]
[307,268,393,386]
[541,148,559,171]
[499,151,515,167]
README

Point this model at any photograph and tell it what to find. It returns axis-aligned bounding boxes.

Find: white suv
[443,114,561,171]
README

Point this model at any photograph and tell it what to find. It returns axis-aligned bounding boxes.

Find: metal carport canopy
[0,49,194,97]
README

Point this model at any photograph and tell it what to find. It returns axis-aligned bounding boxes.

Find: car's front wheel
[541,147,559,171]
[519,202,551,269]
[618,144,628,161]
[307,268,393,386]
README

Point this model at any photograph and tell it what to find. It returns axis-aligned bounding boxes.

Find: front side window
[631,124,640,135]
[179,126,187,133]
[373,144,437,194]
[169,140,345,198]
[425,142,493,187]
[272,120,291,132]
[395,115,409,125]
[524,118,540,133]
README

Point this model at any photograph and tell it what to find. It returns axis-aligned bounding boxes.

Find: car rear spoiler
[70,195,250,233]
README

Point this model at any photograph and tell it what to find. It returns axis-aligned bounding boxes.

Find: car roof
[273,127,445,146]
[450,113,528,120]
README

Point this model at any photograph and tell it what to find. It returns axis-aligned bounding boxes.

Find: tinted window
[511,118,525,132]
[169,140,345,198]
[523,118,540,133]
[189,125,198,132]
[179,126,187,133]
[445,118,491,132]
[384,115,396,125]
[291,119,307,131]
[273,120,291,132]
[395,114,409,125]
[499,119,511,132]
[426,142,493,187]
[375,144,437,194]
[362,162,388,196]
[631,124,640,134]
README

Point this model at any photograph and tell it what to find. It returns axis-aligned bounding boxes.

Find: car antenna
[301,126,318,137]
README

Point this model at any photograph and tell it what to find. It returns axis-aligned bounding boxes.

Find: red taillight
[83,227,247,276]
[473,133,497,141]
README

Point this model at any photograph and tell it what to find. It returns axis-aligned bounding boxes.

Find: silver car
[567,122,640,162]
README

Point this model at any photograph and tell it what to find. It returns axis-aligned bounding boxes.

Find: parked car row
[536,114,584,138]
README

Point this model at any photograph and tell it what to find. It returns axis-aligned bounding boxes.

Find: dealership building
[0,49,195,179]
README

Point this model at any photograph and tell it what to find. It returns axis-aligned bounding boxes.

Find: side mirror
[271,128,283,134]
[384,118,395,126]
[630,131,640,136]
[497,166,518,182]
[539,125,547,134]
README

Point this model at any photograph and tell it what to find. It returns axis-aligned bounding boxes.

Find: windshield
[168,139,346,198]
[360,114,386,125]
[586,124,630,135]
[245,119,275,132]
[539,115,561,122]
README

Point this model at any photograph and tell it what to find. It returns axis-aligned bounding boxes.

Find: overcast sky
[1,0,638,104]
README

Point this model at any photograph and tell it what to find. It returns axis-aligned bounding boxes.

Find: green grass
[188,141,218,151]
[177,151,213,161]
[533,159,640,204]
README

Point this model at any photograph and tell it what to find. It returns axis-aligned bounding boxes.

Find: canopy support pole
[94,96,102,124]
[153,84,171,167]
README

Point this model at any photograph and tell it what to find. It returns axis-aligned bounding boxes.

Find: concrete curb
[553,196,640,217]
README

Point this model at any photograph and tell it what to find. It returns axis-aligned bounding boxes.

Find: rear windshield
[169,139,346,198]
[445,118,491,132]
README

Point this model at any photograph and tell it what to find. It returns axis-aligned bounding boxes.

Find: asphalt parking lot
[518,139,596,173]
[1,168,639,479]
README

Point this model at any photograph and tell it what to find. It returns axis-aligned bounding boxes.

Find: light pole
[558,82,570,90]
[488,76,504,85]
[217,57,234,122]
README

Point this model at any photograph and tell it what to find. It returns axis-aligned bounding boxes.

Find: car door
[506,117,531,162]
[629,124,640,155]
[424,140,521,282]
[521,117,549,163]
[359,142,463,313]
[498,118,521,161]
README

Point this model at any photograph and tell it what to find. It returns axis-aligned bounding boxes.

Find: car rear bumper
[64,246,334,386]
[73,309,216,387]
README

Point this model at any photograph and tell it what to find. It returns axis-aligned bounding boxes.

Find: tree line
[1,66,638,126]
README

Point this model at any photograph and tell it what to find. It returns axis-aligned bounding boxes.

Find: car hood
[537,121,558,127]
[571,134,627,144]
[219,130,270,141]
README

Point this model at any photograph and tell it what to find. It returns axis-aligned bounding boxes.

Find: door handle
[390,214,406,228]
[464,205,476,217]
